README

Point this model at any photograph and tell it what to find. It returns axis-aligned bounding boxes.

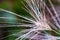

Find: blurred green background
[0,0,26,40]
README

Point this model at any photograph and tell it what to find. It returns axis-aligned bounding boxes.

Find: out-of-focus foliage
[0,0,25,40]
[0,0,60,40]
